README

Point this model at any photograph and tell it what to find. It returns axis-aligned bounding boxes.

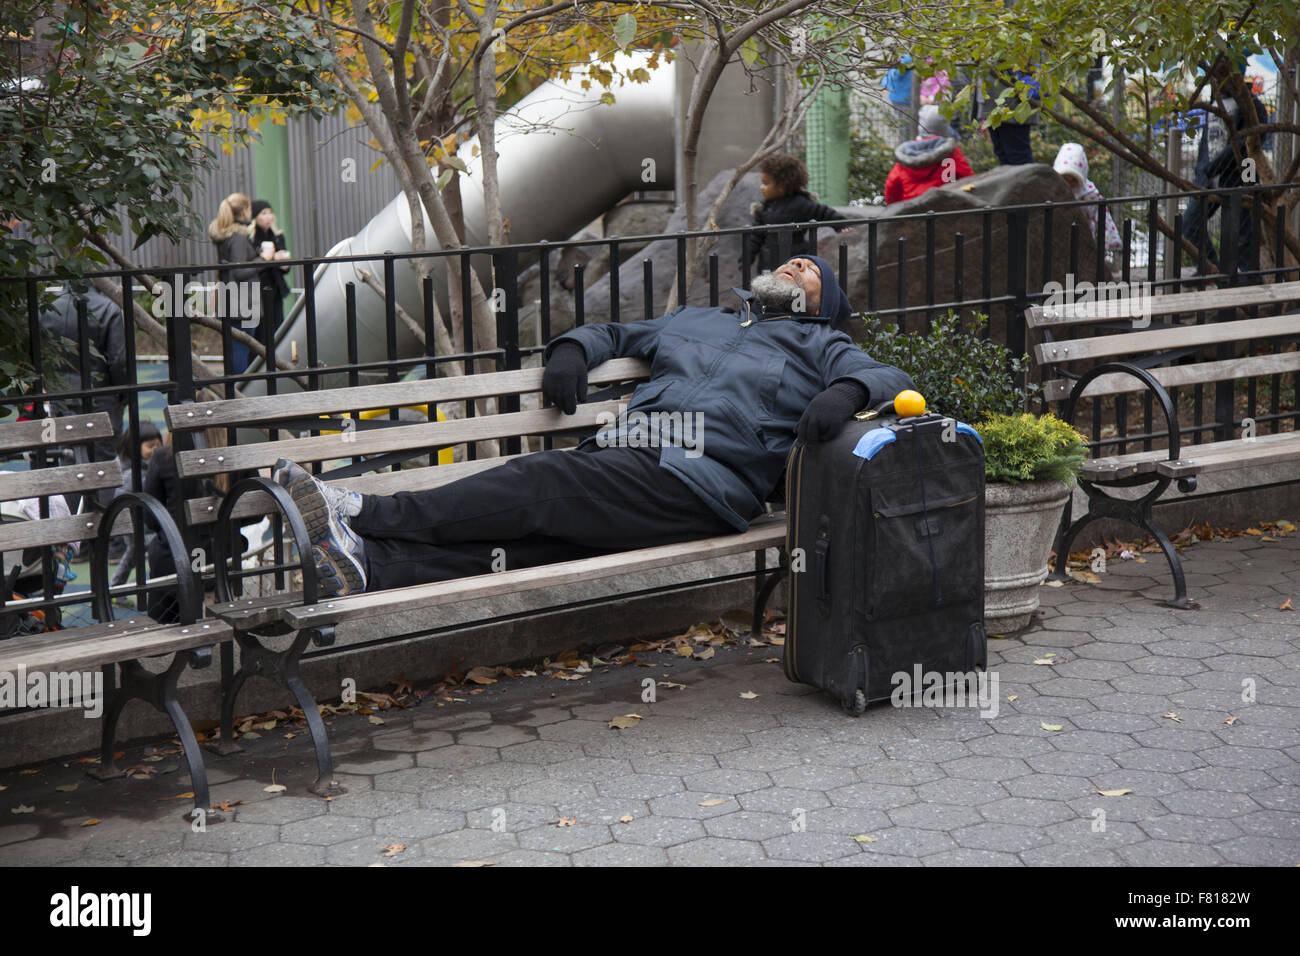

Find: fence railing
[2,182,1298,639]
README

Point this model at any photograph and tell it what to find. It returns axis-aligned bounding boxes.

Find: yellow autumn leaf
[698,798,728,807]
[608,714,642,730]
[1041,722,1063,732]
[1094,788,1132,797]
[739,691,759,700]
[851,834,876,843]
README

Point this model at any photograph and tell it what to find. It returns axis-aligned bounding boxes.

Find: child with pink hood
[1054,143,1122,252]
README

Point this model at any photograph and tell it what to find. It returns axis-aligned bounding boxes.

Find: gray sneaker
[273,458,367,595]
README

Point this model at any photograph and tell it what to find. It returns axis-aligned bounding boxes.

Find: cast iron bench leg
[752,546,789,634]
[89,650,214,819]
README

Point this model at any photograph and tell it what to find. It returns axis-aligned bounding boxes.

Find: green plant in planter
[978,412,1088,484]
[858,311,1039,426]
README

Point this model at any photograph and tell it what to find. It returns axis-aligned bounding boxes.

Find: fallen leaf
[465,666,499,685]
[656,681,687,690]
[1161,712,1183,723]
[1094,788,1132,797]
[692,646,715,661]
[675,644,693,657]
[54,784,78,793]
[554,672,584,681]
[1260,536,1280,543]
[214,799,243,812]
[989,633,1008,639]
[1041,722,1063,732]
[1044,579,1065,588]
[368,715,385,725]
[452,860,495,867]
[284,733,297,740]
[768,636,785,646]
[240,731,261,740]
[263,784,287,793]
[618,815,634,824]
[1033,657,1058,666]
[1006,695,1018,702]
[555,816,577,827]
[260,720,277,731]
[382,843,407,857]
[747,638,768,647]
[608,714,643,730]
[698,798,728,807]
[1224,715,1239,725]
[1245,527,1263,535]
[851,834,876,843]
[19,770,38,776]
[80,818,101,827]
[159,792,195,801]
[738,691,759,700]
[10,804,34,814]
[0,785,6,791]
[1280,598,1294,611]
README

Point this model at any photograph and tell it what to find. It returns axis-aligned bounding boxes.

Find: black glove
[796,381,868,443]
[542,341,589,415]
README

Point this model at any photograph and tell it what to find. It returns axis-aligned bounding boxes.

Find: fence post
[493,248,522,456]
[1006,209,1029,391]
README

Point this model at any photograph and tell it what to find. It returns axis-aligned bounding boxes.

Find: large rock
[579,169,767,324]
[828,163,1111,342]
[570,163,1110,335]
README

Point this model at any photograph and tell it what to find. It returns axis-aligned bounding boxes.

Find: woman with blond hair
[208,192,272,373]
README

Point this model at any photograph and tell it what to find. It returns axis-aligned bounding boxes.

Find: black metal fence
[3,183,1298,633]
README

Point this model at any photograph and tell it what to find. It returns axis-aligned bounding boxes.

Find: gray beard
[750,272,800,311]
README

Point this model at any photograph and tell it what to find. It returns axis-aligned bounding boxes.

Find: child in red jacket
[884,105,974,205]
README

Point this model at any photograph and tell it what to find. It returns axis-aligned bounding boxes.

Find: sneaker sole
[280,465,366,595]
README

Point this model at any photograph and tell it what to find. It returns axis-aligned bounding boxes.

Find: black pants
[990,123,1034,165]
[353,445,738,589]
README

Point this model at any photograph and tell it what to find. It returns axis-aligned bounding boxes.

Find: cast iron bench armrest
[1062,361,1196,494]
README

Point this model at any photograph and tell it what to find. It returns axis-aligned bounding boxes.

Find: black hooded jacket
[544,255,913,529]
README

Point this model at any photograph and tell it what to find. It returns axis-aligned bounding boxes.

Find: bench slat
[284,517,788,628]
[185,451,532,526]
[1045,350,1300,402]
[165,358,652,431]
[1081,431,1300,480]
[1155,433,1300,477]
[0,617,230,674]
[0,413,115,454]
[0,511,137,551]
[1026,280,1300,328]
[0,460,123,504]
[1035,313,1300,366]
[175,400,627,477]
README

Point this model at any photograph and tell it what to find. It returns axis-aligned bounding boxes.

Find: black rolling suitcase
[783,406,987,715]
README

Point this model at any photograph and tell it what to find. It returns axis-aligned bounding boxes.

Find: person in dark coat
[744,154,853,275]
[276,254,915,596]
[1182,55,1269,276]
[884,105,975,205]
[208,192,271,374]
[250,199,291,349]
[35,282,129,504]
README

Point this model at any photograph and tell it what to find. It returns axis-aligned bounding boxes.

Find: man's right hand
[542,342,589,415]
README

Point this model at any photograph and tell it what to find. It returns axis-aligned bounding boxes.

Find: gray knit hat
[918,104,951,138]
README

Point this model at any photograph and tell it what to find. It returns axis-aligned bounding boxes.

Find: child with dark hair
[744,154,852,275]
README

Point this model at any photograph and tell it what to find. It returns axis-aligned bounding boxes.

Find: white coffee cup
[261,241,275,258]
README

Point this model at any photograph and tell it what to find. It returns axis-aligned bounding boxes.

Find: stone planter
[984,479,1072,632]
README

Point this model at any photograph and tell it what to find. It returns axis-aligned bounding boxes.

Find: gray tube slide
[247,53,676,392]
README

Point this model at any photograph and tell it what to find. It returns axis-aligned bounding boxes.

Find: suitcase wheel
[841,689,867,717]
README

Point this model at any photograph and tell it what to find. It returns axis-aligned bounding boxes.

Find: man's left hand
[796,381,868,443]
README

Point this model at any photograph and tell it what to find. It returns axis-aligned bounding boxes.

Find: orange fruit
[894,389,926,417]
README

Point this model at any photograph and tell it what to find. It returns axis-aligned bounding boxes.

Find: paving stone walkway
[2,531,1297,866]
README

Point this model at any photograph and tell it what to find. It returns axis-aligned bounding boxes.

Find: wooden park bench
[0,412,228,817]
[1026,279,1300,607]
[164,359,788,795]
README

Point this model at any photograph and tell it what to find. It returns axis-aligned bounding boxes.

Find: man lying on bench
[275,254,914,596]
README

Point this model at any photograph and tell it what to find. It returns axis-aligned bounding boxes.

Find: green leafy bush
[858,311,1039,426]
[978,412,1087,484]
